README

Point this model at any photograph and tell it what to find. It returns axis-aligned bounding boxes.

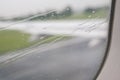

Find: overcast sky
[0,0,111,17]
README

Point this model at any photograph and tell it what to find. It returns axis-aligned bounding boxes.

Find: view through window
[0,0,112,80]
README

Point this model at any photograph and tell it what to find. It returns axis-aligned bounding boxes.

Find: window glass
[0,0,112,80]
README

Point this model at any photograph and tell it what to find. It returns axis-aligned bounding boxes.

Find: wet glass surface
[0,0,112,80]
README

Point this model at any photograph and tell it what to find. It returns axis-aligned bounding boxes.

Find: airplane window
[0,0,112,80]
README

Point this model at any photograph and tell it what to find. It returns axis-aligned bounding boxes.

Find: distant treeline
[0,6,109,21]
[84,6,109,13]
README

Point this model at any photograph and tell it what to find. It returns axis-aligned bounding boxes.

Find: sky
[0,0,111,18]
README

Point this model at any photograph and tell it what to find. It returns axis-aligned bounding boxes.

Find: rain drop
[92,11,96,14]
[88,15,92,18]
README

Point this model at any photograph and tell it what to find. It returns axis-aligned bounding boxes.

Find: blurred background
[0,0,111,55]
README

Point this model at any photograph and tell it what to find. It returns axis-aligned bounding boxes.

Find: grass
[0,30,30,55]
[0,30,70,55]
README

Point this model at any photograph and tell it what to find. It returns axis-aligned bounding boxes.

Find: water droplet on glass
[62,15,65,17]
[66,7,70,11]
[40,37,44,39]
[88,15,92,18]
[51,13,55,17]
[43,27,47,30]
[92,11,96,14]
[52,14,54,17]
[22,38,25,41]
[37,56,41,58]
[22,34,25,37]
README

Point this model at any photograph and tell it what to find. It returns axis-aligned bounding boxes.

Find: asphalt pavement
[0,38,107,80]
